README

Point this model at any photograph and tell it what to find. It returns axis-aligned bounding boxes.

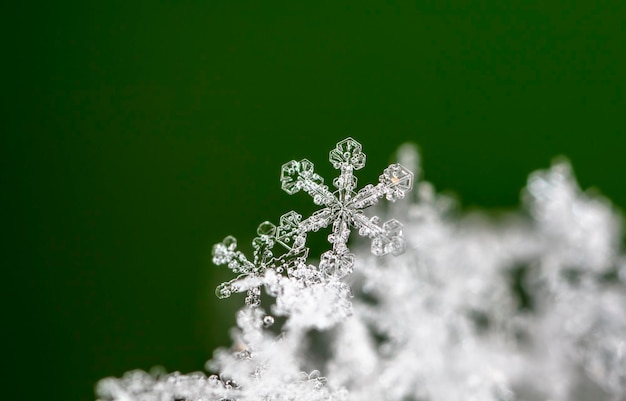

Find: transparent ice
[97,138,626,401]
[210,137,414,310]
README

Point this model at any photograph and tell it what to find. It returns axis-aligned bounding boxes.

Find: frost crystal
[98,139,626,401]
[212,137,414,304]
[280,137,413,277]
[211,210,309,306]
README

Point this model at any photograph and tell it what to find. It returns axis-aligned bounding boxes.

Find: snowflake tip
[212,236,237,265]
[223,235,237,250]
[280,160,304,195]
[320,250,355,278]
[372,219,406,256]
[329,137,366,171]
[215,281,234,299]
[257,221,277,237]
[280,158,324,196]
[380,163,414,201]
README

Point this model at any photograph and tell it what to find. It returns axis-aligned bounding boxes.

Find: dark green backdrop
[5,1,625,400]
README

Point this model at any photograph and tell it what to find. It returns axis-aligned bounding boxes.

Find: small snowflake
[212,210,309,304]
[281,137,413,277]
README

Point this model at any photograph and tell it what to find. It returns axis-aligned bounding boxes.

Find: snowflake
[212,210,309,305]
[280,137,414,277]
[212,137,414,303]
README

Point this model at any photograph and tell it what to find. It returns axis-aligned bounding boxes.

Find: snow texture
[97,138,626,401]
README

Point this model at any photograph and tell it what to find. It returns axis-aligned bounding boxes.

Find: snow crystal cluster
[97,138,626,401]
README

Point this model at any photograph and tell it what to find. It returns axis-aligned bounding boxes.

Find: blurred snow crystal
[97,138,626,401]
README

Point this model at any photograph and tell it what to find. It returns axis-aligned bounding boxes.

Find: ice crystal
[98,138,626,401]
[212,137,414,306]
[282,138,413,264]
[211,210,309,306]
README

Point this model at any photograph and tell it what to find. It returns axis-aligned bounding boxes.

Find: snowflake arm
[349,163,415,209]
[328,214,352,255]
[329,137,366,197]
[280,159,337,206]
[212,234,265,304]
[212,235,257,275]
[299,208,337,233]
[352,213,406,256]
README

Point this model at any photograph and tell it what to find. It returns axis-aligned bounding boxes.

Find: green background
[5,1,625,400]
